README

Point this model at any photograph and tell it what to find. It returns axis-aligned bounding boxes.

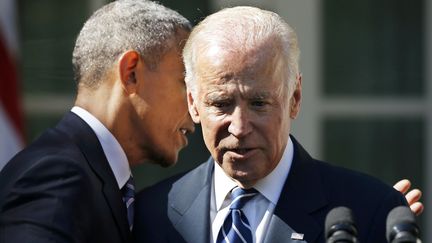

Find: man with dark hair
[0,1,193,242]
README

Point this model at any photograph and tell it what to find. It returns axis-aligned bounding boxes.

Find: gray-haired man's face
[188,44,301,188]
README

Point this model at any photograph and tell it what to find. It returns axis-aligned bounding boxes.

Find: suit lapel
[264,215,306,243]
[168,158,213,243]
[264,136,328,243]
[83,143,131,242]
[58,112,131,242]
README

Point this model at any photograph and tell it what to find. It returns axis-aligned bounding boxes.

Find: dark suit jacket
[0,112,131,243]
[134,136,407,243]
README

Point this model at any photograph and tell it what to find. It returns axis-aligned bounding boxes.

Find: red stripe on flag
[0,34,24,142]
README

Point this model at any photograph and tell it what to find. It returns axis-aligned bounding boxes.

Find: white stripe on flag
[0,104,22,170]
[0,0,18,56]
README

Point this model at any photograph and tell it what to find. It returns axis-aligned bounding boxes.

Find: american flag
[0,0,24,170]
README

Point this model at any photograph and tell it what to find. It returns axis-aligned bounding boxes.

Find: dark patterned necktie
[216,187,258,243]
[122,176,135,231]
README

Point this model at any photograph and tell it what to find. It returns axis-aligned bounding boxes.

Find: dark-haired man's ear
[118,50,140,93]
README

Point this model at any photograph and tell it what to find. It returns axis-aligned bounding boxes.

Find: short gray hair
[72,0,191,88]
[183,6,300,98]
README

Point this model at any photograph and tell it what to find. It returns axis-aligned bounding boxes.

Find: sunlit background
[0,0,430,241]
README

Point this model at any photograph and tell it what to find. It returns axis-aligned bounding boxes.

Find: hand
[393,179,424,216]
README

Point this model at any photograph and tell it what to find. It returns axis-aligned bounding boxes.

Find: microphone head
[325,206,358,239]
[386,206,419,242]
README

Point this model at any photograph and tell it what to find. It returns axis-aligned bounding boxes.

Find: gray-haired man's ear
[187,91,200,124]
[289,73,302,119]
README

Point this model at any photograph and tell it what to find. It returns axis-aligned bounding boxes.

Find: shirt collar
[71,106,131,189]
[214,162,238,210]
[214,137,294,210]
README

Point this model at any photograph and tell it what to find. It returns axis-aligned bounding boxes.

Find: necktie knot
[230,187,258,210]
[217,187,258,243]
[122,176,135,199]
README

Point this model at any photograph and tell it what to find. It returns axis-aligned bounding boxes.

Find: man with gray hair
[134,6,409,242]
[0,0,193,242]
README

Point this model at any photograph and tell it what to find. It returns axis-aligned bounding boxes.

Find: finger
[405,189,422,205]
[410,202,424,216]
[393,179,411,194]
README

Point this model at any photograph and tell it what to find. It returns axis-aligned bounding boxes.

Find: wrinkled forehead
[195,41,285,84]
[192,44,288,102]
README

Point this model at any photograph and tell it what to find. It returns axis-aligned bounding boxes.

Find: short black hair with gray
[72,0,191,88]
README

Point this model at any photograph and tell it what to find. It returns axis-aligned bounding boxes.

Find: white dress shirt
[210,138,294,243]
[71,106,131,189]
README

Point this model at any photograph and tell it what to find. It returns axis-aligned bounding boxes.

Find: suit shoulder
[291,137,402,201]
[317,160,395,192]
[135,161,211,219]
[0,141,94,238]
[311,159,406,212]
[0,148,92,201]
[137,161,210,201]
[0,127,96,204]
[1,130,86,179]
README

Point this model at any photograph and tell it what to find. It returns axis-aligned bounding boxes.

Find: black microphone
[325,206,359,243]
[386,206,421,243]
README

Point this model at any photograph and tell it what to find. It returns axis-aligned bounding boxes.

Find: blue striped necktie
[122,176,135,231]
[217,187,258,243]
